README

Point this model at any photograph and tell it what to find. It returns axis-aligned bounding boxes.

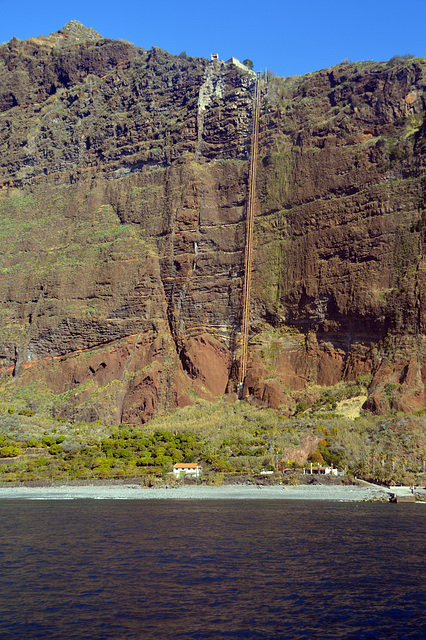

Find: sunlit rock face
[0,28,425,420]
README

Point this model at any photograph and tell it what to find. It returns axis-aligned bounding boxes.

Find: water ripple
[0,500,424,639]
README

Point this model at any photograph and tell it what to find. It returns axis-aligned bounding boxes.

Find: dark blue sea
[0,499,424,639]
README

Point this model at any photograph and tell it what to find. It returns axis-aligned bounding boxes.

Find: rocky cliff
[252,59,426,414]
[0,22,425,422]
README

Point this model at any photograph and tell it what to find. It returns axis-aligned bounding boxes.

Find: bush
[308,451,323,464]
[287,472,300,486]
[388,54,415,65]
[356,373,373,387]
[91,457,109,470]
[49,444,64,456]
[155,455,173,470]
[208,472,225,486]
[0,445,21,457]
[168,448,184,462]
[384,383,397,396]
[115,448,132,460]
[318,440,343,467]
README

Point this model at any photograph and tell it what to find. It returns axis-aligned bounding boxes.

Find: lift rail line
[239,74,261,394]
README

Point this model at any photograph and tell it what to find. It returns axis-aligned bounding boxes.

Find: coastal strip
[0,484,413,501]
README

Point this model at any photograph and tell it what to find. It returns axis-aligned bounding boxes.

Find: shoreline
[1,483,423,501]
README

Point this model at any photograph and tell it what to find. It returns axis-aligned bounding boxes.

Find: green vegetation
[0,398,424,487]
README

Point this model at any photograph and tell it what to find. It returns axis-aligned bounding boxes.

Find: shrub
[388,54,415,65]
[0,445,21,457]
[208,472,224,486]
[115,448,132,460]
[155,455,173,470]
[308,451,323,464]
[287,472,300,486]
[91,457,108,470]
[356,373,373,387]
[384,383,397,396]
[168,448,184,462]
[49,444,64,456]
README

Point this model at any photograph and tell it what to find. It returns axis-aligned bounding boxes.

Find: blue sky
[1,0,425,77]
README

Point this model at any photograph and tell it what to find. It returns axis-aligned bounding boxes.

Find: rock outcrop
[0,26,425,421]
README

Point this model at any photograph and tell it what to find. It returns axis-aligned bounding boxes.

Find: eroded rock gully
[0,27,425,422]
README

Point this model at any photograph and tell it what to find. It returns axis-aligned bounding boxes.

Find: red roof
[174,463,200,469]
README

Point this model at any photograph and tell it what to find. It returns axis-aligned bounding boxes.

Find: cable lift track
[238,73,261,396]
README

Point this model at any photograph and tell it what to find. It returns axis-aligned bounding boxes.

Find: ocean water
[0,499,424,639]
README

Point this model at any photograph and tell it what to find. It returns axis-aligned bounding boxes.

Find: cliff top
[55,20,103,42]
[1,21,105,51]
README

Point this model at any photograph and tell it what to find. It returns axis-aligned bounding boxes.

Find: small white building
[308,464,339,475]
[173,462,203,478]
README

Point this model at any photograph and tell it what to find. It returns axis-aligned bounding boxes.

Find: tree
[243,59,254,70]
[308,451,323,465]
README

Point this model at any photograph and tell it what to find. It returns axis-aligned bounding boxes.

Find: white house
[173,462,203,478]
[308,463,339,475]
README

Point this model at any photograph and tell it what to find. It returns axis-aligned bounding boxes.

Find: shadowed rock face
[0,28,425,421]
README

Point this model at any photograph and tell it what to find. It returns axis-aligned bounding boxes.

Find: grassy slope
[0,394,425,486]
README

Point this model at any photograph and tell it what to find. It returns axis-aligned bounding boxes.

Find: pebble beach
[1,483,420,501]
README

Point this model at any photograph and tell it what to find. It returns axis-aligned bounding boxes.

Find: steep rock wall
[0,28,255,422]
[1,26,426,420]
[250,59,426,412]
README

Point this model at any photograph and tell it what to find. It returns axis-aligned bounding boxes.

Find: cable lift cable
[238,73,261,397]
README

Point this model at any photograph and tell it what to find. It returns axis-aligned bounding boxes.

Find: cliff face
[252,60,426,414]
[0,24,425,421]
[0,24,255,422]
